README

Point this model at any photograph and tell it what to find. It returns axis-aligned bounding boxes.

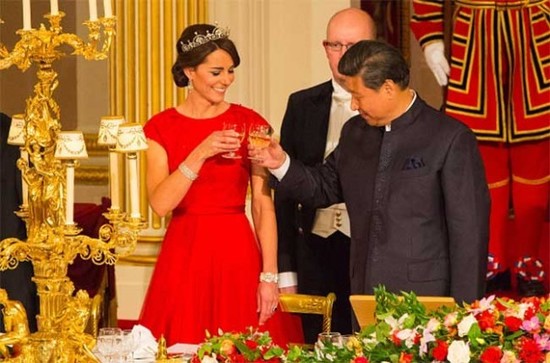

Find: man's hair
[338,40,409,90]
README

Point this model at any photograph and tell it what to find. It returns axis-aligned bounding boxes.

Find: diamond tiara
[180,25,230,53]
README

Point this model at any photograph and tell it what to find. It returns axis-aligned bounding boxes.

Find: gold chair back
[279,293,336,334]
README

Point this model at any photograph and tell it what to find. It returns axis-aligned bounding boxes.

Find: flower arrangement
[190,327,284,363]
[190,286,549,363]
[309,286,550,363]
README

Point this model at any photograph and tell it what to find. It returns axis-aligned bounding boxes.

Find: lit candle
[20,149,29,207]
[22,0,31,30]
[109,150,120,211]
[65,162,75,225]
[103,0,112,18]
[127,154,141,219]
[88,0,98,21]
[50,0,59,15]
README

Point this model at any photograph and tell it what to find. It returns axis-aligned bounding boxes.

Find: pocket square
[402,156,425,170]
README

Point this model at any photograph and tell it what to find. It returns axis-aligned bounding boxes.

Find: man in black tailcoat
[276,8,376,342]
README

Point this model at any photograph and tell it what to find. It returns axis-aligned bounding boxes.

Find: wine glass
[119,329,139,362]
[247,123,272,160]
[96,327,123,363]
[222,121,246,159]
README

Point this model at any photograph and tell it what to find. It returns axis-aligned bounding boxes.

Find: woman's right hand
[192,129,242,160]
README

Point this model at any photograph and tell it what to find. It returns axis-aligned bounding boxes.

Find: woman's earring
[188,79,194,89]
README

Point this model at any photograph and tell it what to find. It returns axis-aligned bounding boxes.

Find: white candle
[88,0,98,21]
[50,0,59,15]
[127,154,140,219]
[22,0,31,30]
[109,150,120,211]
[20,150,29,207]
[103,0,112,18]
[65,163,75,225]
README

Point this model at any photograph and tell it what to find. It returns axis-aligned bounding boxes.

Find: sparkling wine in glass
[248,124,271,160]
[222,122,246,159]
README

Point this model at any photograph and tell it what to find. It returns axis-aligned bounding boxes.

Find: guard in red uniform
[411,0,549,295]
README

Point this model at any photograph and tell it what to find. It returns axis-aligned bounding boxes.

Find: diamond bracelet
[178,162,198,181]
[259,272,279,284]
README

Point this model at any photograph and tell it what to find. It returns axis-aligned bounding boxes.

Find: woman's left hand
[257,282,279,325]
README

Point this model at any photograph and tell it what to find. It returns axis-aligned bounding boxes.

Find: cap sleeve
[143,116,164,148]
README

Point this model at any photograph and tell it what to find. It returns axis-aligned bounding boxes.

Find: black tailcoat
[276,81,352,342]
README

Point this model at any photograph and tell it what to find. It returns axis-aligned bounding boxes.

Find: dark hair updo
[172,24,241,88]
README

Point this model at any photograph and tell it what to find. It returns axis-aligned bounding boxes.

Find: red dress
[139,104,303,346]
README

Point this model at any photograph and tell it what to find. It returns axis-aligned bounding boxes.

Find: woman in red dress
[139,23,302,347]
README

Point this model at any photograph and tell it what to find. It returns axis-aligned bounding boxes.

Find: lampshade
[115,123,148,153]
[7,114,26,146]
[54,131,89,159]
[97,115,125,146]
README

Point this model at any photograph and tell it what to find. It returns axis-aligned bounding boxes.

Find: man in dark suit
[276,8,376,343]
[0,113,38,332]
[253,41,490,321]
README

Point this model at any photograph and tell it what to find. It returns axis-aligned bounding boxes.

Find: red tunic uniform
[411,0,549,291]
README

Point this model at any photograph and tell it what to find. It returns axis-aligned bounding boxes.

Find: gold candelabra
[0,10,144,363]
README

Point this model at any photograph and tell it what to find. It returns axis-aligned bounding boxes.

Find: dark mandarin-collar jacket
[275,96,490,304]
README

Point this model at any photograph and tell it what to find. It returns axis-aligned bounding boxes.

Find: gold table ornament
[54,131,88,231]
[0,8,145,363]
[98,116,125,212]
[114,123,148,220]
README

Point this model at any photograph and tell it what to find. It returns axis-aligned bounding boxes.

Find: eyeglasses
[323,41,355,52]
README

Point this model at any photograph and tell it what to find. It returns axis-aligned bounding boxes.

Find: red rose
[228,353,245,363]
[391,331,402,346]
[354,357,369,363]
[518,337,544,363]
[480,346,503,363]
[494,300,507,312]
[504,316,522,332]
[476,310,496,331]
[432,340,448,361]
[413,332,422,345]
[399,352,413,363]
[245,339,259,349]
[523,306,537,320]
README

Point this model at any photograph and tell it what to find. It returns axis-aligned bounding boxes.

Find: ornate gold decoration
[83,133,109,157]
[75,165,109,185]
[0,11,143,362]
[155,335,184,362]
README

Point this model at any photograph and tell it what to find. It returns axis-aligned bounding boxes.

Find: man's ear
[382,79,396,95]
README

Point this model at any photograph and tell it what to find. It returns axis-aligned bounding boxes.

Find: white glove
[423,41,450,86]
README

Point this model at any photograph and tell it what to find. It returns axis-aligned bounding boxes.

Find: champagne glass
[97,327,123,363]
[247,123,272,160]
[222,122,246,159]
